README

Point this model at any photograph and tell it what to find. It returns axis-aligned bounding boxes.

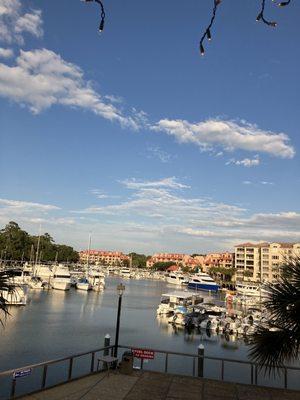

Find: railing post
[68,358,73,380]
[197,344,204,378]
[10,378,16,399]
[140,358,144,370]
[192,357,196,377]
[41,365,48,389]
[254,365,258,385]
[90,352,95,373]
[251,364,253,385]
[284,368,287,389]
[221,360,224,381]
[164,353,169,373]
[104,334,110,356]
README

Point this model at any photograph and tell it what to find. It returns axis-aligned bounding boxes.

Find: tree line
[0,221,79,263]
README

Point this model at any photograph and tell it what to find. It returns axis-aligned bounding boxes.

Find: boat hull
[52,281,71,291]
[188,282,219,292]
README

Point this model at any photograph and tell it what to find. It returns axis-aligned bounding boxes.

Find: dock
[19,370,300,400]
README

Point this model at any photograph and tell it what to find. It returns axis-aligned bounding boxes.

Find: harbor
[1,275,300,398]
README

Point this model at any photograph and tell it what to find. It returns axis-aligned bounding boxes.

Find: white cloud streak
[0,0,43,44]
[0,198,60,211]
[0,46,13,58]
[0,48,143,129]
[226,156,260,167]
[153,119,295,159]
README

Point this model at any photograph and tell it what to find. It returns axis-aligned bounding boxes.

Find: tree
[152,261,175,271]
[249,257,300,370]
[0,222,31,261]
[128,252,148,269]
[0,270,17,326]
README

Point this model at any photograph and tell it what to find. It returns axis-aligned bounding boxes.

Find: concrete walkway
[20,371,300,400]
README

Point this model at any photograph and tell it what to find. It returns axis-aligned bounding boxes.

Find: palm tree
[249,256,300,370]
[0,269,16,326]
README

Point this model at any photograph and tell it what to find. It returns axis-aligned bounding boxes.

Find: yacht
[166,273,189,286]
[76,277,92,291]
[9,268,32,286]
[51,265,71,291]
[0,286,27,305]
[188,273,219,292]
[235,282,268,298]
[120,267,132,278]
[157,291,203,315]
[88,269,105,291]
[34,264,53,283]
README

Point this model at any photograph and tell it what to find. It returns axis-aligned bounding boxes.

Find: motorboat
[235,282,261,297]
[34,264,53,283]
[51,265,71,291]
[9,268,31,286]
[157,291,203,315]
[88,269,105,291]
[120,267,132,278]
[27,277,44,290]
[188,273,219,292]
[76,277,92,291]
[0,286,27,305]
[166,273,189,286]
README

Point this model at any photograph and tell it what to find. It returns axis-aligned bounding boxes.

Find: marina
[0,274,299,398]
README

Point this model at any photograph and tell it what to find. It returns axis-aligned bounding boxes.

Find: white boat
[9,268,32,285]
[88,269,105,291]
[51,265,71,291]
[76,277,92,291]
[0,286,27,305]
[235,282,261,297]
[157,291,203,315]
[188,273,219,292]
[27,277,44,290]
[166,273,189,286]
[34,264,53,283]
[120,267,132,278]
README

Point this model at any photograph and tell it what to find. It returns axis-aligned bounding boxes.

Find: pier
[18,370,300,400]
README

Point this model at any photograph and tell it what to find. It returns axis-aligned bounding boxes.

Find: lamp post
[114,283,125,358]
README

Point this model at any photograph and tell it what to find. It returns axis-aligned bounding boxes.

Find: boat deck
[19,370,300,400]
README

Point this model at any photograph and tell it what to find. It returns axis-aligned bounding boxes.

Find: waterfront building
[235,242,300,283]
[79,250,130,266]
[194,252,234,273]
[146,253,199,270]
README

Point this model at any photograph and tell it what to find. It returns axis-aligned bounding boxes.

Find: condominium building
[79,250,130,266]
[235,242,300,283]
[195,252,234,273]
[146,253,199,270]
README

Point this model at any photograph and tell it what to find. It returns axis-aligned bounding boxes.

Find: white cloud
[153,119,295,159]
[0,198,60,211]
[0,48,143,129]
[0,0,43,44]
[0,46,13,58]
[242,181,252,185]
[121,177,190,190]
[226,156,260,167]
[146,146,173,163]
[261,181,274,185]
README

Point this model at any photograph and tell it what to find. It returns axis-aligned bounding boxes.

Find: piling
[198,344,204,378]
[104,334,110,356]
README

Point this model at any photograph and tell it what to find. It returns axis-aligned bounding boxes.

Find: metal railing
[0,344,299,399]
[0,345,115,399]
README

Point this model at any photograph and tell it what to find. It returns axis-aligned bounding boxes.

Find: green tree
[152,261,175,271]
[249,257,300,370]
[129,252,148,268]
[0,222,31,260]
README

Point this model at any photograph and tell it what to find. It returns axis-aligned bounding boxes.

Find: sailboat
[76,234,92,291]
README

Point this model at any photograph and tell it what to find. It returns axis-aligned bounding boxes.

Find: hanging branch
[199,0,222,56]
[81,0,106,32]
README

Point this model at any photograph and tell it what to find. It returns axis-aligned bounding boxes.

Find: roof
[235,242,269,248]
[161,291,202,299]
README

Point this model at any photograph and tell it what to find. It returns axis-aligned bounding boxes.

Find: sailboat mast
[34,225,42,276]
[86,233,91,276]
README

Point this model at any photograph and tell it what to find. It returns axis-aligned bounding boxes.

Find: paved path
[20,371,300,400]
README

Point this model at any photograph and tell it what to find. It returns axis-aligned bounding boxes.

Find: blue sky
[0,0,299,254]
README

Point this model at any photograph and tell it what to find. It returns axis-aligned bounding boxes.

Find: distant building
[195,252,234,273]
[235,242,300,283]
[79,250,129,266]
[146,253,199,270]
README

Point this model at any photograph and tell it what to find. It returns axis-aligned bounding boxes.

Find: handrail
[0,345,115,377]
[118,344,300,371]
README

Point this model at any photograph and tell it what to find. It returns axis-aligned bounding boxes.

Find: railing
[0,345,115,399]
[0,344,299,399]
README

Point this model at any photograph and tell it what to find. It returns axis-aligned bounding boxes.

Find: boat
[51,265,71,291]
[88,269,105,291]
[34,264,53,283]
[27,277,44,290]
[76,277,92,291]
[0,286,27,305]
[9,268,32,286]
[120,267,132,278]
[157,291,203,315]
[166,273,189,286]
[188,273,219,292]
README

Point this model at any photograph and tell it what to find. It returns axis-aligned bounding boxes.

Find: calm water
[0,277,298,397]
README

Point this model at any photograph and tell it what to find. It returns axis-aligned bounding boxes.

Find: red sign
[132,349,155,360]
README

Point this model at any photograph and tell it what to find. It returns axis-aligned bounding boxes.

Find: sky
[0,0,299,254]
